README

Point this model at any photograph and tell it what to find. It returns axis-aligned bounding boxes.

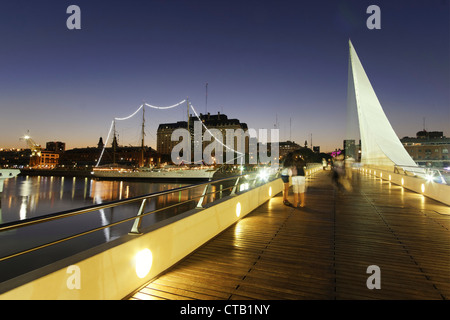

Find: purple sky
[0,0,448,152]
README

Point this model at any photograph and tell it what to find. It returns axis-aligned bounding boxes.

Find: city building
[401,130,450,167]
[38,150,60,168]
[157,121,189,157]
[46,141,66,153]
[0,141,64,168]
[157,112,249,163]
[60,138,157,168]
[279,141,301,159]
[0,148,31,168]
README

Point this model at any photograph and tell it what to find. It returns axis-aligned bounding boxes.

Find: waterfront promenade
[128,169,450,300]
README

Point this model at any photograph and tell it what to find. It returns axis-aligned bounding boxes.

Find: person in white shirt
[291,155,307,208]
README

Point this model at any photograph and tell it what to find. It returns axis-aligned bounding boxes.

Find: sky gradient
[0,0,449,152]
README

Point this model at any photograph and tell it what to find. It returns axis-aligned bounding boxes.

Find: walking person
[291,155,307,208]
[281,153,294,207]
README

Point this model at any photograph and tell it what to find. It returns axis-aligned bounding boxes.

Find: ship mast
[112,120,117,165]
[187,98,192,163]
[186,98,189,134]
[140,104,145,167]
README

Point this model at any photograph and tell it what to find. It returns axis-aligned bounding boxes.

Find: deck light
[236,202,241,217]
[135,249,153,279]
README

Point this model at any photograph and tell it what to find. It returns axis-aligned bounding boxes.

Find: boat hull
[0,169,20,193]
[92,168,216,181]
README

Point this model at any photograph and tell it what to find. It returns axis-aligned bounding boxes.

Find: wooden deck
[127,170,450,300]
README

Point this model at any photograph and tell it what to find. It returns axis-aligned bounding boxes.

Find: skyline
[0,0,449,153]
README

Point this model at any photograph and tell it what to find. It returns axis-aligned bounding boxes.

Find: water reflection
[19,179,33,220]
[0,175,198,225]
[94,195,110,241]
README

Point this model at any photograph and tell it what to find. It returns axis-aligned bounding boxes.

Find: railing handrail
[394,164,447,170]
[0,172,255,233]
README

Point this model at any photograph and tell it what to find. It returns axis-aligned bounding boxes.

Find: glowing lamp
[236,202,241,217]
[135,249,153,279]
[258,169,269,181]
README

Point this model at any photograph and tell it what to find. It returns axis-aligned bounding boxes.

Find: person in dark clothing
[291,155,307,208]
[281,153,294,207]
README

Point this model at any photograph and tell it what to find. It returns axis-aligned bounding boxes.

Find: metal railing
[0,170,279,264]
[394,164,448,184]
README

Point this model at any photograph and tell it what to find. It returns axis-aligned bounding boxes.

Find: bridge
[0,165,448,300]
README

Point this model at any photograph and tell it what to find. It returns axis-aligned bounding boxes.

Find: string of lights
[114,105,144,121]
[95,120,114,167]
[188,101,244,157]
[144,100,186,110]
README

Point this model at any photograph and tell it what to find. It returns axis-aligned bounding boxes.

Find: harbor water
[0,175,209,285]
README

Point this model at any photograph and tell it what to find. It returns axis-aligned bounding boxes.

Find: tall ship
[91,103,217,181]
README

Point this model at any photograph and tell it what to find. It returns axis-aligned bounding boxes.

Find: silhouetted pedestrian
[291,154,307,208]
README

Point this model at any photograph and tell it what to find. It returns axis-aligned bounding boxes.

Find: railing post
[252,175,258,187]
[230,177,240,196]
[437,169,447,184]
[196,183,210,209]
[129,198,147,235]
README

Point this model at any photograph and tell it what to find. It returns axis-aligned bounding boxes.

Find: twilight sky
[0,0,448,152]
